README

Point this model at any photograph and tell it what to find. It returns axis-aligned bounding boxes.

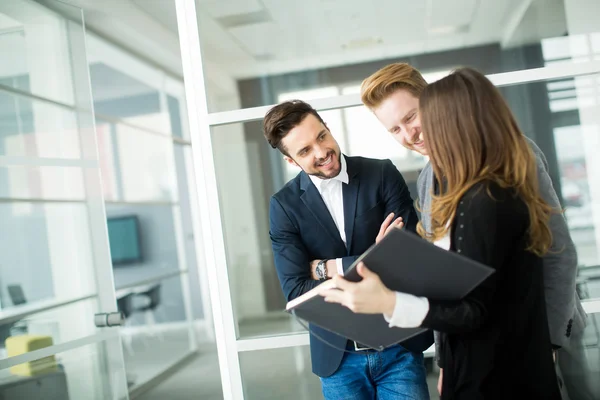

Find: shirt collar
[309,154,349,190]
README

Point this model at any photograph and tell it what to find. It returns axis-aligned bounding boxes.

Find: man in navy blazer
[264,100,433,399]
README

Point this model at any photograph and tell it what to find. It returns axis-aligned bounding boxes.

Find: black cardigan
[422,181,561,400]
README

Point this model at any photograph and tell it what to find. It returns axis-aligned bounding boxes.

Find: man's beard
[307,150,341,179]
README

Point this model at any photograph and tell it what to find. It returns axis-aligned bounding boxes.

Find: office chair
[116,293,136,356]
[135,284,164,342]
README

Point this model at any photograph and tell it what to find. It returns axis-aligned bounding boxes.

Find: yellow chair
[5,335,58,377]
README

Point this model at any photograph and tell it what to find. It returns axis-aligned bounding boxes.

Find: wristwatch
[316,259,329,281]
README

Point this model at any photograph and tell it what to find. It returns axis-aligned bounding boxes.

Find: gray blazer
[417,139,587,361]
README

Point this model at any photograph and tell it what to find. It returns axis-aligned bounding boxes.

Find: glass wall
[0,335,129,400]
[0,0,102,345]
[180,0,600,398]
[1,0,206,394]
[84,30,204,391]
[0,0,130,398]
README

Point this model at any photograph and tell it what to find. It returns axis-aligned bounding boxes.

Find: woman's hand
[376,213,404,244]
[319,262,396,315]
[438,368,443,395]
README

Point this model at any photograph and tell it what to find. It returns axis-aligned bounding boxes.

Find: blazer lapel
[343,157,360,254]
[300,172,346,248]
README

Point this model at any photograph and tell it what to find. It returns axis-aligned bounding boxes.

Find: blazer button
[566,319,573,337]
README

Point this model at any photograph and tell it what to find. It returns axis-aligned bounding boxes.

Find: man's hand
[310,259,338,280]
[438,368,443,395]
[319,262,396,315]
[376,213,404,244]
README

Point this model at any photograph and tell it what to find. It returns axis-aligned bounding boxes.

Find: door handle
[94,312,124,327]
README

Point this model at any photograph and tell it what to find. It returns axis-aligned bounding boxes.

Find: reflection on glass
[107,204,183,279]
[0,299,98,360]
[0,334,128,400]
[0,2,81,106]
[0,92,81,159]
[89,63,170,135]
[0,202,96,306]
[200,0,599,112]
[116,274,194,389]
[0,29,27,93]
[96,122,178,203]
[0,165,85,200]
[238,312,307,339]
[117,125,177,202]
[211,122,285,336]
[239,346,321,400]
[554,125,599,267]
[95,120,120,201]
[167,95,184,139]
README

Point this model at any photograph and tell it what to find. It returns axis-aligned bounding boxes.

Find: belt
[346,340,377,352]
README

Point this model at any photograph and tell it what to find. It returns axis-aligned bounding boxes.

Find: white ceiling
[0,12,22,31]
[35,0,567,92]
[125,0,567,79]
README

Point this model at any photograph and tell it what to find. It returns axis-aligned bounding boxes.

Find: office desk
[0,366,69,400]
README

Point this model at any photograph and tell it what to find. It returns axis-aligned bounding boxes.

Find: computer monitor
[106,215,142,266]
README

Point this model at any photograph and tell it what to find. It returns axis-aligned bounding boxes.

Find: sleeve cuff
[383,292,429,328]
[335,258,344,276]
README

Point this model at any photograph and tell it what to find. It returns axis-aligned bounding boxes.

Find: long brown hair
[418,67,553,257]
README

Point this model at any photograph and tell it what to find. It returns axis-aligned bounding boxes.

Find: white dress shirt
[309,155,349,276]
[384,233,451,328]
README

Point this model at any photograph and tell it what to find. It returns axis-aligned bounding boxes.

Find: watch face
[317,261,326,280]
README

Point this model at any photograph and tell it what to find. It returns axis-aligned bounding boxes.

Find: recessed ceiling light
[217,9,272,29]
[341,37,383,50]
[427,24,469,35]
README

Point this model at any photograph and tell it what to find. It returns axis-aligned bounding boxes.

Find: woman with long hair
[322,68,562,399]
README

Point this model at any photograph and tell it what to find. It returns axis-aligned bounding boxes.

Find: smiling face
[280,114,342,179]
[372,89,428,156]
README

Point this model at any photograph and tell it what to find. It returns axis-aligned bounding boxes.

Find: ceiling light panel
[199,0,264,19]
[427,0,477,32]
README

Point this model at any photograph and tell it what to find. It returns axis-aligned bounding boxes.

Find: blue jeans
[320,344,429,399]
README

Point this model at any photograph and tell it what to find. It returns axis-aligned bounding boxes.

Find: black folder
[286,228,495,350]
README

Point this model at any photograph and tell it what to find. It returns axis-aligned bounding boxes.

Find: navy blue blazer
[269,155,433,377]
